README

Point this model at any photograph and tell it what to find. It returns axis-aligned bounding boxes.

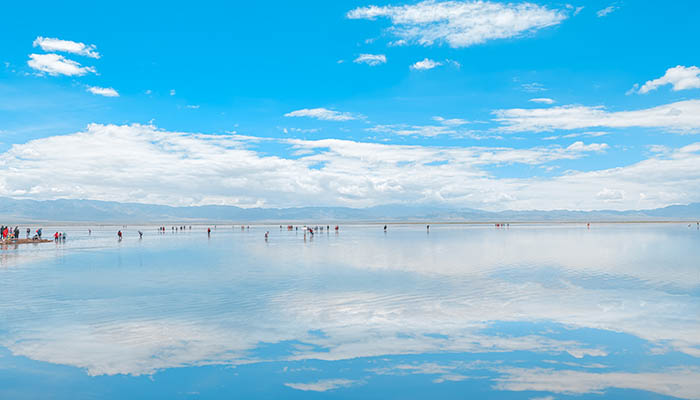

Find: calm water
[1,223,699,399]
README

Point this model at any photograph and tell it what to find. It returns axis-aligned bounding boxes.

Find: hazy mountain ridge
[0,197,699,223]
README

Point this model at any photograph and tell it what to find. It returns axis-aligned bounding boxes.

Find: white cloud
[410,58,442,70]
[596,188,624,201]
[281,127,320,134]
[388,39,408,46]
[494,100,700,133]
[353,53,387,66]
[285,108,360,121]
[410,58,461,70]
[367,124,457,137]
[185,105,200,109]
[495,367,700,400]
[432,116,469,126]
[284,379,362,392]
[0,123,618,210]
[529,98,555,104]
[347,0,568,48]
[544,132,610,141]
[86,86,119,97]
[596,5,618,17]
[169,89,176,96]
[33,36,100,59]
[634,65,700,94]
[521,82,547,92]
[27,53,96,76]
[3,123,700,213]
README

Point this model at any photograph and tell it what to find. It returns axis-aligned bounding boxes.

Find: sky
[1,0,700,211]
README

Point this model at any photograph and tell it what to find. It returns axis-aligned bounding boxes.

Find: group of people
[159,226,192,232]
[1,226,42,241]
[53,232,67,241]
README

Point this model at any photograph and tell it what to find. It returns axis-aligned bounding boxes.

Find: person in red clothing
[117,230,122,240]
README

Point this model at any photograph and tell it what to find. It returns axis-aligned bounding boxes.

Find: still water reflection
[1,223,699,399]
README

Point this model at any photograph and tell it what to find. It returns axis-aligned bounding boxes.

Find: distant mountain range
[1,197,699,223]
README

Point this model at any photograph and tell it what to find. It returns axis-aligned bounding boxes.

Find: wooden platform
[1,238,53,246]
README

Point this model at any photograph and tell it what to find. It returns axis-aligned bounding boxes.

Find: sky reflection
[1,224,698,399]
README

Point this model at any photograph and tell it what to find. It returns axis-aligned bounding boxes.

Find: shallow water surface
[1,223,699,399]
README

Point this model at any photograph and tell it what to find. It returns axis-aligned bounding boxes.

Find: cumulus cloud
[410,58,461,70]
[27,53,96,76]
[347,0,568,48]
[33,36,100,58]
[0,123,621,210]
[596,5,618,17]
[284,379,362,392]
[529,98,555,104]
[285,108,360,121]
[596,188,624,201]
[494,100,700,133]
[2,123,700,211]
[86,86,119,97]
[353,53,387,66]
[410,58,442,70]
[634,65,700,94]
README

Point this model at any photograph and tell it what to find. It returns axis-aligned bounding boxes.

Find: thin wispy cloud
[529,98,555,104]
[33,36,100,59]
[596,4,619,17]
[368,123,456,137]
[86,86,119,97]
[433,116,469,126]
[285,108,360,121]
[347,0,568,48]
[353,53,387,66]
[521,82,547,92]
[27,53,96,76]
[495,367,700,400]
[284,379,362,392]
[632,65,700,94]
[494,100,700,133]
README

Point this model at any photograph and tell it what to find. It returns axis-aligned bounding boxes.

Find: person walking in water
[207,228,211,236]
[384,225,387,232]
[138,230,143,239]
[117,230,123,240]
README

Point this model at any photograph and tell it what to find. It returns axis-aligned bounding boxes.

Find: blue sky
[1,1,700,210]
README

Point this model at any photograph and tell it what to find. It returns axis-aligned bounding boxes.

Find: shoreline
[0,220,698,226]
